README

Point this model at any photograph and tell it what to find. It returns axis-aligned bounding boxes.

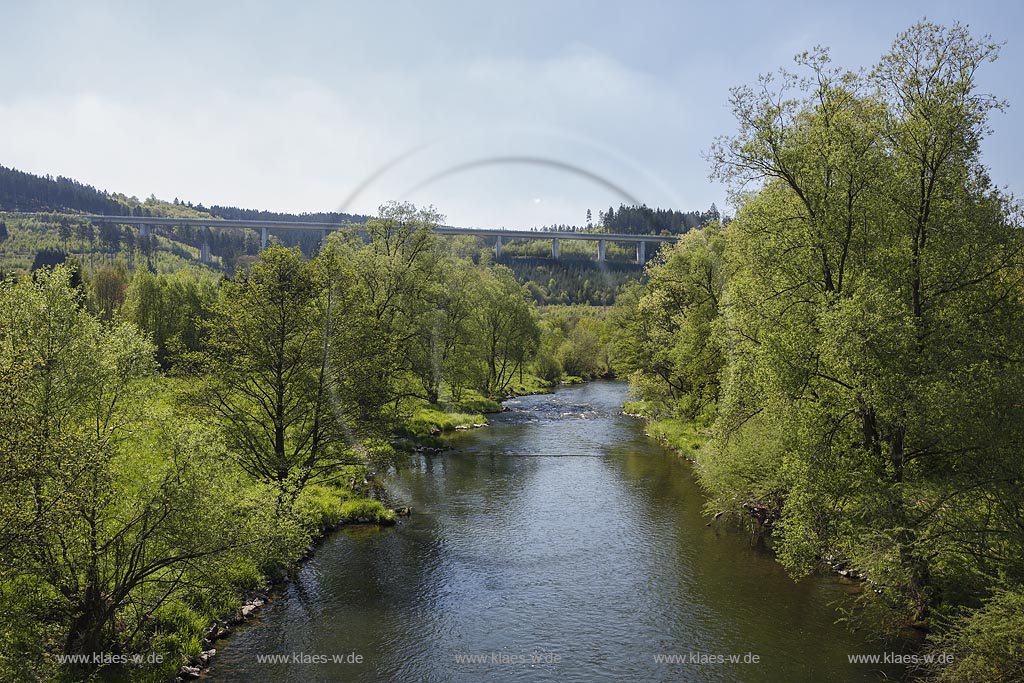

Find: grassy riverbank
[623,400,707,459]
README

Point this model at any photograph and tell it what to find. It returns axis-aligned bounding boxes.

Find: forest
[0,202,616,682]
[612,22,1024,682]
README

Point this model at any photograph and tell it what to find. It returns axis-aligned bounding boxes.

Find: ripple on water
[205,382,906,683]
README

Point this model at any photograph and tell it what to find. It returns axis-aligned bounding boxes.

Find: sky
[1,0,1023,229]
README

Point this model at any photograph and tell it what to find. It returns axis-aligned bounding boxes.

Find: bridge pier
[72,215,679,263]
[200,240,211,264]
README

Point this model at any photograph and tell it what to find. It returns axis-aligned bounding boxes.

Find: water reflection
[206,382,903,683]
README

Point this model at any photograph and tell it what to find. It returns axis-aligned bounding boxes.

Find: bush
[452,389,503,413]
[648,418,705,455]
[926,587,1024,683]
[533,350,563,383]
[148,601,206,662]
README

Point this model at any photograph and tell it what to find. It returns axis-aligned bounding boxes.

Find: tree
[610,223,727,419]
[88,262,129,321]
[74,221,94,252]
[199,247,362,507]
[707,22,1024,631]
[473,266,540,396]
[429,257,483,402]
[329,202,443,407]
[58,218,71,251]
[0,266,260,664]
[98,222,121,255]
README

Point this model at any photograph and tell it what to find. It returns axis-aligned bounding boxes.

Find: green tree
[610,224,727,419]
[122,268,219,369]
[74,221,94,252]
[88,261,129,321]
[0,266,258,667]
[708,22,1024,631]
[473,266,540,396]
[329,202,443,407]
[199,247,366,507]
[58,218,72,251]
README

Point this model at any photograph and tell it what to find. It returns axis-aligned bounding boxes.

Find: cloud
[0,43,719,227]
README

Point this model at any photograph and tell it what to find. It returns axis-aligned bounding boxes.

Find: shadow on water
[206,381,906,683]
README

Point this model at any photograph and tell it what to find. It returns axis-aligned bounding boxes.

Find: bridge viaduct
[75,215,677,265]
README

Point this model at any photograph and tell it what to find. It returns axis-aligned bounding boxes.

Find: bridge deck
[76,215,677,243]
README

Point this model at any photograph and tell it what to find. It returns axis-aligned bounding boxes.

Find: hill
[0,164,704,302]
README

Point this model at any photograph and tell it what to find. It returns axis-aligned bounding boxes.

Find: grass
[622,400,647,415]
[504,372,554,396]
[450,389,503,413]
[403,405,486,438]
[618,398,707,457]
[338,499,396,525]
[646,418,707,457]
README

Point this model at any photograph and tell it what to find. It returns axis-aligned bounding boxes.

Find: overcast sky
[1,1,1022,228]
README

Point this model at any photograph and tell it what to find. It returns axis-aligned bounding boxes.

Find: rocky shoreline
[171,507,411,682]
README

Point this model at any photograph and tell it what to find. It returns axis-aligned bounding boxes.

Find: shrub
[926,587,1024,683]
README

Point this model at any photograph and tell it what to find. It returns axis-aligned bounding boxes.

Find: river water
[205,381,903,682]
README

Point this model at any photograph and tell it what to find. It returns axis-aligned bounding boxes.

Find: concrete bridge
[79,214,678,264]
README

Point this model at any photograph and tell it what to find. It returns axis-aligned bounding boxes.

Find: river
[205,381,904,682]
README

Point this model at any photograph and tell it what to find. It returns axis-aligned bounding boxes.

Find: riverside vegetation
[1,19,1021,683]
[0,203,614,683]
[612,22,1024,683]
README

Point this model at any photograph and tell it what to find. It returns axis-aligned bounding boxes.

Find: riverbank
[202,381,906,683]
[395,374,566,444]
[174,380,562,681]
[622,399,707,459]
[166,491,400,682]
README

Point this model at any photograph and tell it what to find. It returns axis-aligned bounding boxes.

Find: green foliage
[147,602,207,662]
[707,22,1024,626]
[450,390,503,414]
[293,484,352,533]
[0,266,285,674]
[197,246,375,508]
[614,21,1024,669]
[1,197,613,682]
[500,257,640,305]
[610,223,726,421]
[121,267,219,369]
[536,305,612,382]
[926,587,1024,683]
[646,418,706,456]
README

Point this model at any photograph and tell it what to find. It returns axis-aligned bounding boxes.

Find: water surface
[206,382,902,682]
